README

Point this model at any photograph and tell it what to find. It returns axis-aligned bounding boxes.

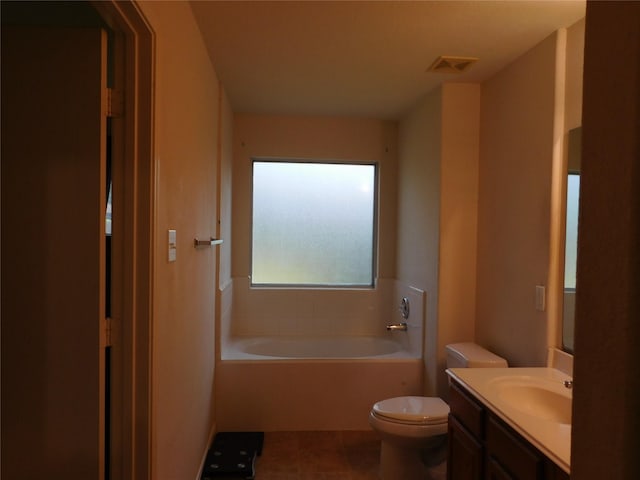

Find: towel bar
[194,237,223,247]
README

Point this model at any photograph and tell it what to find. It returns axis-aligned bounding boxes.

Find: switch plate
[168,229,177,262]
[535,285,546,311]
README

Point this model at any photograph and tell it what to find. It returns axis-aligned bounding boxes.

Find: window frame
[250,157,379,289]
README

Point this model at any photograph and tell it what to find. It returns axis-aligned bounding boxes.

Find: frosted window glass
[564,174,580,289]
[252,161,376,286]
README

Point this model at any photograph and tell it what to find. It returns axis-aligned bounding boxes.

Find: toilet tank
[445,342,508,368]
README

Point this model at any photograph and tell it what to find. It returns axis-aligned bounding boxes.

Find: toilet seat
[372,396,449,425]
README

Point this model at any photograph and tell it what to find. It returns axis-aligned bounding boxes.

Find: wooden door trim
[91,2,155,479]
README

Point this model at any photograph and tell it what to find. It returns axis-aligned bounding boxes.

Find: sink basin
[490,376,572,425]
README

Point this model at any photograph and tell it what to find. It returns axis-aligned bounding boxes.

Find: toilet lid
[372,396,449,425]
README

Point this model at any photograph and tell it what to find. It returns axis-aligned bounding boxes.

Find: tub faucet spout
[386,322,408,332]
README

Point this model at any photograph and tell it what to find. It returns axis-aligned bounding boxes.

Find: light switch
[535,285,546,311]
[168,229,177,262]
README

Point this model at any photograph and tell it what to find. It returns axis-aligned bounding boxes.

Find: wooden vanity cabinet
[447,379,570,480]
[448,413,483,479]
[448,381,484,480]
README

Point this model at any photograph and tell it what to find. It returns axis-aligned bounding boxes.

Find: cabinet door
[486,415,544,480]
[487,457,515,480]
[545,460,571,480]
[450,380,484,438]
[448,414,484,480]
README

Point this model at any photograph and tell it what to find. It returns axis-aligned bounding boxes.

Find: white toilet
[369,342,508,480]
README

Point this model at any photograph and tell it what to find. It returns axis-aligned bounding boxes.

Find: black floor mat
[201,432,264,480]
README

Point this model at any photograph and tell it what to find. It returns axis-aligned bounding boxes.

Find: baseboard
[196,421,217,480]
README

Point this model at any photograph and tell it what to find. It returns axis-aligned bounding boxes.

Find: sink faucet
[386,322,408,332]
[563,379,573,389]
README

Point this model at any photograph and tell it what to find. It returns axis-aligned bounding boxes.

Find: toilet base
[380,441,426,480]
[378,435,447,480]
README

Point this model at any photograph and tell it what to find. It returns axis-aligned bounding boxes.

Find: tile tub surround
[254,430,381,480]
[446,367,573,473]
[228,277,424,348]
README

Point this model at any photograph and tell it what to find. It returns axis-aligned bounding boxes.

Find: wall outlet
[168,229,177,262]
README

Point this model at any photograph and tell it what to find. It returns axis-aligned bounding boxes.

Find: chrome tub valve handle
[386,322,408,332]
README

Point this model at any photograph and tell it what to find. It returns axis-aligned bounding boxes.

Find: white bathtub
[223,335,412,360]
[216,335,423,431]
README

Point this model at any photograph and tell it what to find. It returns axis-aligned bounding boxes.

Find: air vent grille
[428,56,478,74]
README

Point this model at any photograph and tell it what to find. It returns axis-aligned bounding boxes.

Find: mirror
[562,127,581,353]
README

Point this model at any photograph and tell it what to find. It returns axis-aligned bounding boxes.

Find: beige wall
[476,31,561,367]
[137,2,221,478]
[397,89,441,292]
[397,84,480,397]
[395,24,583,387]
[565,18,585,132]
[474,20,584,367]
[218,87,234,352]
[219,89,234,290]
[437,83,481,394]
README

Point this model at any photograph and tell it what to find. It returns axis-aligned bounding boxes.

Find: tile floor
[253,430,381,480]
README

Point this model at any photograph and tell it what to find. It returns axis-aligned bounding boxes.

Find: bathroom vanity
[446,368,571,480]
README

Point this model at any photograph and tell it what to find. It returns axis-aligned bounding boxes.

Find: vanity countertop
[446,367,572,474]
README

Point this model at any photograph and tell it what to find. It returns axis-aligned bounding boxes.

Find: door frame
[91,2,154,479]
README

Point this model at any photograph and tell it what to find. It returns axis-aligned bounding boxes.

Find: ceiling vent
[428,56,478,74]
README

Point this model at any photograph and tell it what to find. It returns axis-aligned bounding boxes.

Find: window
[252,160,376,286]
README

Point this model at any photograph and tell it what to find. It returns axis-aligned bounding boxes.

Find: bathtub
[222,335,414,360]
[216,335,423,431]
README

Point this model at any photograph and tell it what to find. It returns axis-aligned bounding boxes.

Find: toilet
[369,342,508,480]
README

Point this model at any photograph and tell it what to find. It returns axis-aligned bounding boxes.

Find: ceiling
[190,1,585,120]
